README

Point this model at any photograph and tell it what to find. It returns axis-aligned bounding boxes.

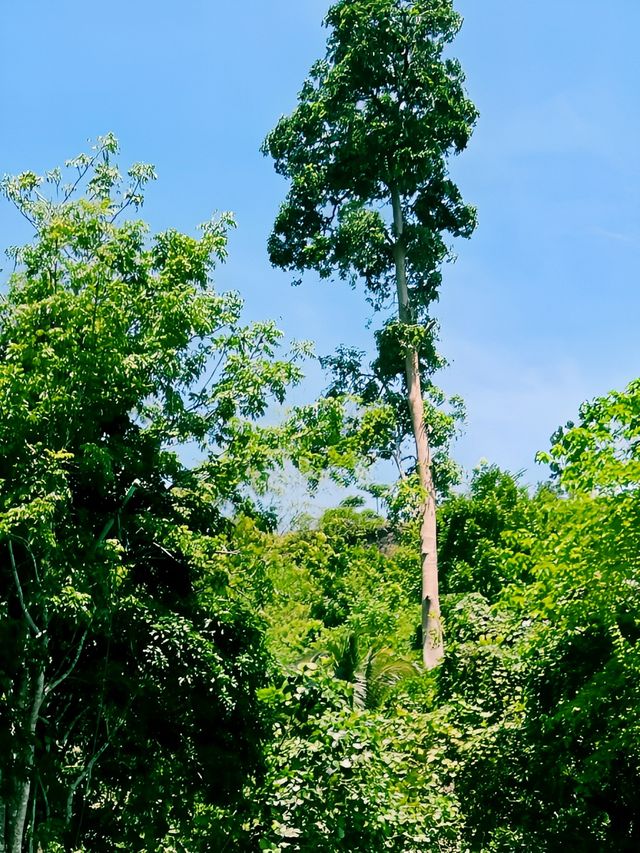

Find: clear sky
[1,0,639,484]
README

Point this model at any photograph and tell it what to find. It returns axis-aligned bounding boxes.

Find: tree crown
[264,0,477,315]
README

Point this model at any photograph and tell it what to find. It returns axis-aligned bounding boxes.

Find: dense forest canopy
[1,2,639,852]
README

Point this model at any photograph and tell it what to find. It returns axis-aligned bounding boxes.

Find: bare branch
[109,177,142,223]
[8,541,42,638]
[62,149,102,203]
[65,712,127,825]
[44,627,89,698]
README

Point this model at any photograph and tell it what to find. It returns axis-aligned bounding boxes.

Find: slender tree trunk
[391,187,443,668]
[8,663,45,853]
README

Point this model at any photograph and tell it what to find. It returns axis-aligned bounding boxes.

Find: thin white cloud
[590,226,640,246]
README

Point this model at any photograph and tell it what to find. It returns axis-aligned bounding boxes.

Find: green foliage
[263,0,477,315]
[2,70,638,853]
[251,663,464,852]
[311,633,420,711]
[259,505,420,665]
[244,504,465,850]
[438,464,534,598]
[429,389,640,850]
[0,136,323,851]
[538,377,640,493]
[321,343,466,501]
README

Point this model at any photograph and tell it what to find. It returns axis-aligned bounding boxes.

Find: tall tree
[264,0,477,666]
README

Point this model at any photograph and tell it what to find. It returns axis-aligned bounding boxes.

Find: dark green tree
[264,0,477,666]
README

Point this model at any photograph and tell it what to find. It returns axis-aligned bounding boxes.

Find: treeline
[2,0,639,850]
[1,134,639,853]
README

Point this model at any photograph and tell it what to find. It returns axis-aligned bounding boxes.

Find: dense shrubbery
[241,418,640,851]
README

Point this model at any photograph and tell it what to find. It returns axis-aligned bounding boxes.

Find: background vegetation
[2,2,639,851]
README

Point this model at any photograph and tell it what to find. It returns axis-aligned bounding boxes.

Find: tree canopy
[1,5,639,851]
[264,0,477,313]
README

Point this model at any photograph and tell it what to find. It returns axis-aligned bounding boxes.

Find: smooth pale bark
[391,187,443,668]
[9,665,45,853]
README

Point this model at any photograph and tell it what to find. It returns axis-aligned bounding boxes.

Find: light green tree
[0,135,322,852]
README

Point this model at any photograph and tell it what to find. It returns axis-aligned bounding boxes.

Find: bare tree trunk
[391,187,443,668]
[9,666,45,853]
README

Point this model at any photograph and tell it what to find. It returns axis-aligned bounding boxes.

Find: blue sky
[1,0,639,484]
